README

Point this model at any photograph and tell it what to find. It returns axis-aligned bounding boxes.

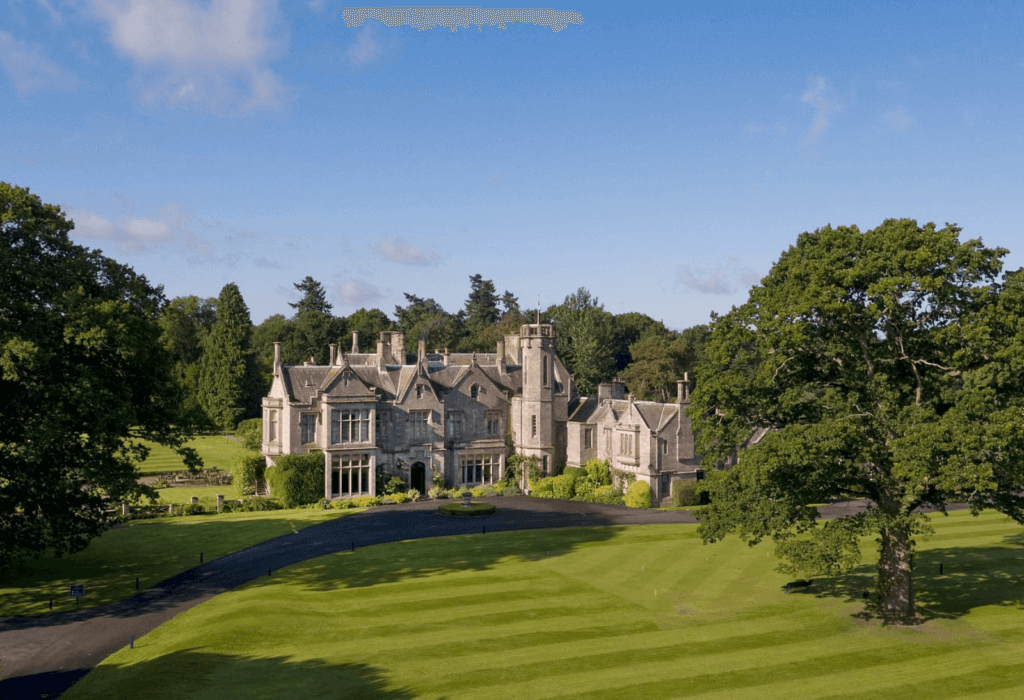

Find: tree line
[167,273,712,432]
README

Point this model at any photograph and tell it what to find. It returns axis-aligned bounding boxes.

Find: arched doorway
[411,462,426,493]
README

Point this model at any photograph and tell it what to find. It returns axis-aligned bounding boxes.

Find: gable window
[486,411,501,437]
[446,411,464,439]
[300,414,317,444]
[331,409,370,444]
[375,411,390,444]
[416,385,423,399]
[331,453,370,497]
[409,410,431,441]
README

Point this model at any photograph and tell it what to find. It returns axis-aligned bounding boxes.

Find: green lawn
[0,508,363,619]
[65,509,1024,699]
[136,435,243,475]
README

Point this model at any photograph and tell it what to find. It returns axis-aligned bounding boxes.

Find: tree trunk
[875,524,914,621]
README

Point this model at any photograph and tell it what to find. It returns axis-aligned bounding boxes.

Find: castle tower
[516,321,556,476]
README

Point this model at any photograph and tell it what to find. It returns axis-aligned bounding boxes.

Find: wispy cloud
[337,278,385,307]
[675,256,761,296]
[68,209,173,253]
[254,256,283,269]
[0,30,79,95]
[800,76,844,146]
[87,0,287,112]
[347,25,380,65]
[373,235,441,266]
[883,107,913,132]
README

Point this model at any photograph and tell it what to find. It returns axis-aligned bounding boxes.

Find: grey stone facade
[261,323,717,503]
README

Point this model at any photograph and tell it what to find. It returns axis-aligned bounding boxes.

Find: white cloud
[347,25,380,65]
[68,209,174,252]
[800,76,843,146]
[373,235,441,266]
[337,278,385,306]
[883,107,913,132]
[675,256,761,296]
[87,0,287,112]
[0,30,79,95]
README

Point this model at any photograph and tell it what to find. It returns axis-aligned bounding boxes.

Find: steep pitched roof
[280,365,331,404]
[568,396,600,423]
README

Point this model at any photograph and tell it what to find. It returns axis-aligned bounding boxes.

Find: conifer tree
[199,283,261,431]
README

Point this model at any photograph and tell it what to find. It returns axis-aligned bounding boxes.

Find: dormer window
[470,384,480,400]
[416,385,423,399]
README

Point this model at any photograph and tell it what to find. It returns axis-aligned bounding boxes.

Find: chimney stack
[678,372,690,403]
[417,337,426,365]
[329,343,337,366]
[496,338,506,372]
[352,331,359,354]
[393,333,406,364]
[273,342,282,376]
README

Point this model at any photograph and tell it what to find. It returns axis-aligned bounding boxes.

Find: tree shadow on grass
[4,649,419,700]
[269,524,624,595]
[787,533,1024,624]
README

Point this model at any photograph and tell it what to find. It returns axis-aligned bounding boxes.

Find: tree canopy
[549,287,615,395]
[199,283,262,431]
[0,183,201,570]
[688,219,1024,621]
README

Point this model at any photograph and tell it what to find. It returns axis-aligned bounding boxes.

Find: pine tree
[288,276,333,315]
[199,283,262,431]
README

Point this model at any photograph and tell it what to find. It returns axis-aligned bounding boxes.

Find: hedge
[438,502,496,517]
[266,451,324,508]
[624,480,652,509]
[231,451,266,497]
[671,479,705,507]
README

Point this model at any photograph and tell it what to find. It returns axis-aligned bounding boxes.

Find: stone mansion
[261,322,708,503]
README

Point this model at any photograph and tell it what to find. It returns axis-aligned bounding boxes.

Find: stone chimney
[329,343,337,366]
[273,342,282,376]
[442,348,450,366]
[678,372,690,403]
[393,333,406,364]
[496,338,506,372]
[352,331,359,354]
[417,337,426,365]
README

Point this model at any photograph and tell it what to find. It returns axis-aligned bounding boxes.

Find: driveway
[0,497,695,698]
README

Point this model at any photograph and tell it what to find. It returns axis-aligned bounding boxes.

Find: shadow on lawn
[5,650,419,700]
[788,533,1024,623]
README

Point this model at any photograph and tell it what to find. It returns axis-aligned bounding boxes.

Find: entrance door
[411,462,426,493]
[660,474,671,501]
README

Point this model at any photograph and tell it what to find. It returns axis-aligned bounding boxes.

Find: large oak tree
[689,219,1024,621]
[0,183,200,570]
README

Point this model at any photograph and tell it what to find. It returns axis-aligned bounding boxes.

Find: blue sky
[4,1,1023,330]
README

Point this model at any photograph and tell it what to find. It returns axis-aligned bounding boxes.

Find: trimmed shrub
[438,502,496,517]
[408,488,420,501]
[470,486,487,498]
[380,474,407,496]
[266,451,325,508]
[563,465,586,481]
[531,477,555,498]
[584,459,612,486]
[330,499,354,509]
[551,474,576,500]
[391,492,412,504]
[572,476,598,501]
[348,495,382,508]
[231,451,266,497]
[428,486,447,499]
[181,503,206,516]
[672,479,703,507]
[593,485,622,505]
[624,481,652,509]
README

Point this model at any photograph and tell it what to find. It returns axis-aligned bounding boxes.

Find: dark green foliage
[549,288,615,395]
[159,295,217,426]
[345,308,393,351]
[235,418,263,452]
[231,451,266,497]
[394,293,465,351]
[464,274,500,328]
[288,276,333,315]
[252,313,293,384]
[221,497,283,513]
[593,485,623,505]
[530,477,555,498]
[689,219,1024,621]
[609,312,669,373]
[562,466,586,481]
[181,503,206,516]
[671,479,704,507]
[380,475,407,496]
[624,481,652,509]
[0,183,202,571]
[438,502,496,517]
[266,451,325,508]
[199,283,262,431]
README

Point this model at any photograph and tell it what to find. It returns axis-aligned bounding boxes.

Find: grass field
[65,509,1024,699]
[0,508,362,619]
[136,435,243,475]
